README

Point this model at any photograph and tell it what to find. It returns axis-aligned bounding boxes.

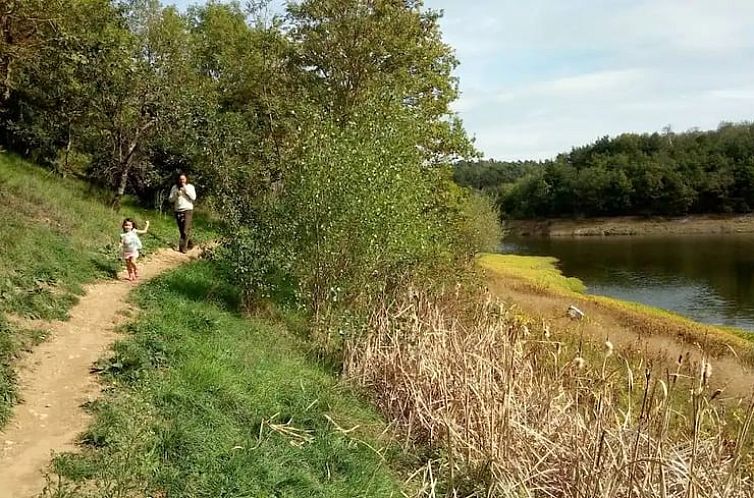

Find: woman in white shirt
[168,173,197,253]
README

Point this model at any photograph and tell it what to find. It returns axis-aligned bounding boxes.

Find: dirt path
[0,248,200,498]
[485,271,754,399]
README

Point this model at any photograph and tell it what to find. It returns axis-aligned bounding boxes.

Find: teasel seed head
[702,361,713,385]
[573,356,586,370]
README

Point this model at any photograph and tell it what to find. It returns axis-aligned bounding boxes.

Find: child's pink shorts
[122,251,139,261]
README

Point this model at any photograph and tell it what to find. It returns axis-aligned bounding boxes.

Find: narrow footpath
[0,248,200,498]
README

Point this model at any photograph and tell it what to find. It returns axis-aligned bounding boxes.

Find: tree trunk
[111,120,155,209]
[1,6,15,104]
[112,138,138,209]
[0,57,10,103]
[62,122,72,176]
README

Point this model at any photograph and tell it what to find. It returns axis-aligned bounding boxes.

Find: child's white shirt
[121,231,142,252]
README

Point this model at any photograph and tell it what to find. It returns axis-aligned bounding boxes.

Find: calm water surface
[502,235,754,331]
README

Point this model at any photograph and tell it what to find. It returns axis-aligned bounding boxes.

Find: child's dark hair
[122,218,138,231]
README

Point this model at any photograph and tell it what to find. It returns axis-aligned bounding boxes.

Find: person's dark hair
[176,173,188,186]
[122,218,138,231]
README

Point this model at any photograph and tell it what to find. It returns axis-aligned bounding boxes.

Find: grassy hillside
[43,262,407,497]
[1,155,409,496]
[0,153,214,424]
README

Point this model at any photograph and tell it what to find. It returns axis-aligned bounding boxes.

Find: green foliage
[449,189,503,256]
[0,316,18,426]
[453,159,540,191]
[43,262,406,497]
[465,123,754,218]
[288,0,474,163]
[0,0,64,106]
[198,0,494,312]
[282,105,438,310]
[3,0,499,326]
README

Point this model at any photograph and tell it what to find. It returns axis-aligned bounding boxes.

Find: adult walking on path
[168,173,197,253]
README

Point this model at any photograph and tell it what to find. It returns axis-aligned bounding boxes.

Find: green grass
[43,261,407,497]
[0,152,216,425]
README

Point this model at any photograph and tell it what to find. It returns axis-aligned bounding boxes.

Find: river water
[502,235,754,331]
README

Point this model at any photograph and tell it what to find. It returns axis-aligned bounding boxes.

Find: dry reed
[344,290,754,497]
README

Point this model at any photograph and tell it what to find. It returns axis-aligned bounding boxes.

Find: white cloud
[706,86,754,102]
[529,69,648,98]
[428,0,754,159]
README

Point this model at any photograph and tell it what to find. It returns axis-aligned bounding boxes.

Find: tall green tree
[0,0,62,105]
[288,0,473,163]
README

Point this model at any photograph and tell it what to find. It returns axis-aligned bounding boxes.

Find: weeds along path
[0,247,201,498]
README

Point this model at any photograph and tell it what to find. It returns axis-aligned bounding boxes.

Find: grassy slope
[44,262,406,497]
[0,152,214,424]
[478,253,754,362]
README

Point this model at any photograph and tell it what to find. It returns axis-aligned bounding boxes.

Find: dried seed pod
[702,361,713,386]
[604,339,614,358]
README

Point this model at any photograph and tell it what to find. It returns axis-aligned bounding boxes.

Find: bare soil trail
[0,247,201,498]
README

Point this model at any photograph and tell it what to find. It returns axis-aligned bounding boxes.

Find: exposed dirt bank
[505,214,754,237]
[478,254,754,399]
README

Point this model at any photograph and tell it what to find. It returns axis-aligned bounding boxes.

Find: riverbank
[478,253,754,397]
[505,214,754,237]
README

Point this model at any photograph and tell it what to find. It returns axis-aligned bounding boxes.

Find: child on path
[120,218,150,281]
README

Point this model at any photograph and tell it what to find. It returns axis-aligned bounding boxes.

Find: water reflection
[502,235,754,331]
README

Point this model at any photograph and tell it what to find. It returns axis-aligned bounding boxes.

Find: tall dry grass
[344,289,754,497]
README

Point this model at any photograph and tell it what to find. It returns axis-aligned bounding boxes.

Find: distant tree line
[455,123,754,218]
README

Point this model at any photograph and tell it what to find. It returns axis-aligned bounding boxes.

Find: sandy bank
[505,214,754,237]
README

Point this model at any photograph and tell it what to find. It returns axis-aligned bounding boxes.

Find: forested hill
[456,123,754,218]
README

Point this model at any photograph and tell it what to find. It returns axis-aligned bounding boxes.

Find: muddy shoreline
[505,214,754,237]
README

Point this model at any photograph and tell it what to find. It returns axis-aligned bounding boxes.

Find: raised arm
[184,184,197,202]
[135,221,150,235]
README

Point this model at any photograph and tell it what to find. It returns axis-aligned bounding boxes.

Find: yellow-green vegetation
[477,252,754,364]
[477,253,586,294]
[0,153,215,425]
[43,262,407,497]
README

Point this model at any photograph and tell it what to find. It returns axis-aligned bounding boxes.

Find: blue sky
[168,0,754,160]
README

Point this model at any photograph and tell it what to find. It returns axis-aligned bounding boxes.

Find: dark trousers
[175,210,193,252]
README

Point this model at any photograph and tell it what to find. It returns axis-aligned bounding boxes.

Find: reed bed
[344,290,754,497]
